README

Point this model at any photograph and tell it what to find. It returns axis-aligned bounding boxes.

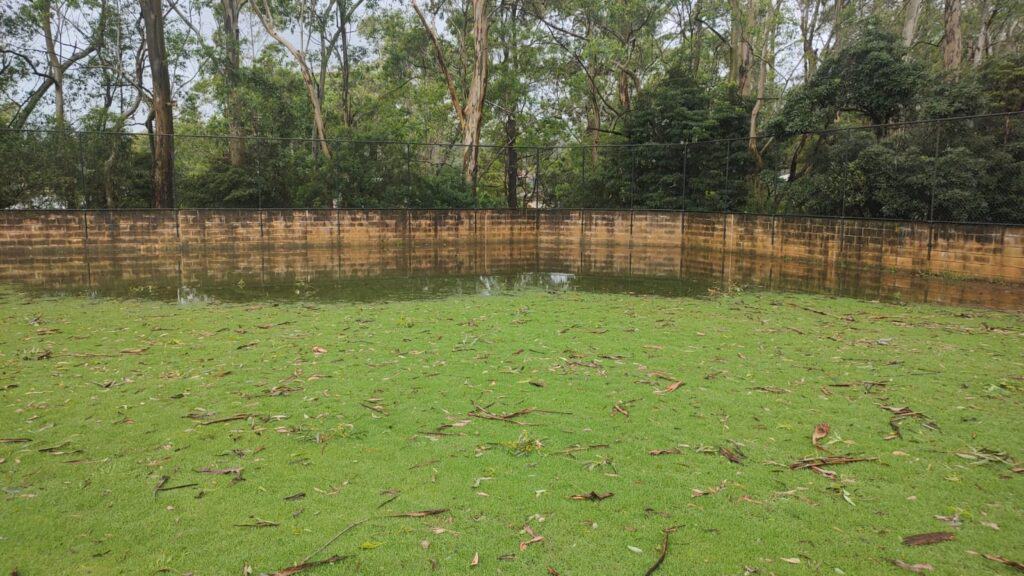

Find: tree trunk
[728,0,756,96]
[902,0,923,48]
[40,4,66,129]
[412,0,489,195]
[504,114,518,209]
[971,0,992,66]
[461,0,489,195]
[252,0,331,158]
[140,0,175,208]
[341,22,353,127]
[942,0,962,71]
[799,0,820,78]
[220,0,245,166]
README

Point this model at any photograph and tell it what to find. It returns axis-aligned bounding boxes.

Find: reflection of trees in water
[0,243,1020,310]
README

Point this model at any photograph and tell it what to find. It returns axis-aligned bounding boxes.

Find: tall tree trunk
[461,0,489,195]
[586,95,601,164]
[942,0,962,71]
[728,0,756,95]
[833,0,845,52]
[341,22,353,127]
[252,0,331,158]
[971,0,992,66]
[40,4,66,128]
[220,0,245,166]
[799,0,821,78]
[902,0,923,47]
[504,114,518,209]
[140,0,175,208]
[412,0,489,194]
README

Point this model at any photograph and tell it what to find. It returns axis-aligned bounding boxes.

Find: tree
[412,0,489,195]
[251,0,332,158]
[140,0,175,208]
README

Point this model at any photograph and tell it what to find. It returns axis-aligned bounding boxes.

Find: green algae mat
[0,288,1022,575]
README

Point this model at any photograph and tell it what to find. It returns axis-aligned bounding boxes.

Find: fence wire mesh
[1,112,1021,223]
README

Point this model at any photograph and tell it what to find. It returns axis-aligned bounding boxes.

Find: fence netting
[1,112,1021,223]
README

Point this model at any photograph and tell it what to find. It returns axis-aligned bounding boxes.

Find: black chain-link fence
[2,111,1022,223]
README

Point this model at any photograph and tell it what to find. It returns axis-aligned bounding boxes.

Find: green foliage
[774,25,924,132]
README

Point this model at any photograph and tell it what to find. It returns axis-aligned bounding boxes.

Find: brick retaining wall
[1,209,1021,283]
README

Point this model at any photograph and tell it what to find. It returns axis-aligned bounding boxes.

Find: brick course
[1,210,1021,283]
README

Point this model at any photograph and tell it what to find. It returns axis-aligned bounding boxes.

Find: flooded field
[0,241,1021,309]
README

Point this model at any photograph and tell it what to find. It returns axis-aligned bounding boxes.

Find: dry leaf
[891,560,934,573]
[981,553,1024,571]
[519,536,544,551]
[654,381,683,395]
[270,555,347,576]
[719,447,743,464]
[902,532,955,546]
[812,423,830,450]
[570,491,614,501]
[387,508,448,518]
[780,557,801,564]
[691,482,726,498]
[649,449,681,456]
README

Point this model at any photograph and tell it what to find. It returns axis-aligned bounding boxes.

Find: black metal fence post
[580,145,586,195]
[929,123,939,222]
[681,144,688,211]
[77,131,87,208]
[406,142,412,205]
[630,144,637,209]
[724,139,731,211]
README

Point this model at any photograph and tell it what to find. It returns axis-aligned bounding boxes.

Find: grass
[0,286,1022,575]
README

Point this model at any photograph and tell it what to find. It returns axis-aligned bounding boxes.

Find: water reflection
[0,242,1020,309]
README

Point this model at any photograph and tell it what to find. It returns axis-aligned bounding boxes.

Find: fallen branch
[197,413,256,426]
[299,518,368,564]
[387,508,448,518]
[790,455,878,470]
[644,526,681,576]
[271,554,349,576]
[468,402,569,425]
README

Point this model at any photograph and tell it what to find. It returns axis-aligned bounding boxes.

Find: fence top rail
[2,111,1021,150]
[4,207,1024,228]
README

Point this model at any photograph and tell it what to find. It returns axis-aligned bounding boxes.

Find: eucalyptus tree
[412,0,490,195]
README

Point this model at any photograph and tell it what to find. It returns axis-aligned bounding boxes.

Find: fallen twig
[197,413,256,426]
[299,518,368,564]
[790,455,878,470]
[271,554,349,576]
[644,526,681,576]
[386,508,448,518]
